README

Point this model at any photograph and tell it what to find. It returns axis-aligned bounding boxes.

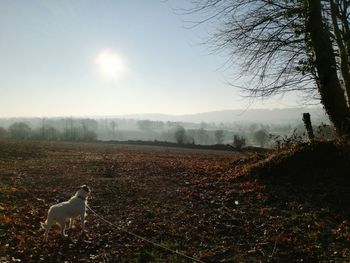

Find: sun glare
[95,49,125,79]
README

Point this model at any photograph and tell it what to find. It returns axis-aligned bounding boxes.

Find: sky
[0,0,305,118]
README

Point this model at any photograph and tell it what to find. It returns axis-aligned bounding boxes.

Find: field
[0,140,349,262]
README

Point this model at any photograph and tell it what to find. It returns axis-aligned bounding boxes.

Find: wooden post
[302,113,314,141]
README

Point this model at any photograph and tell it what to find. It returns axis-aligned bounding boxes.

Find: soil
[0,139,349,262]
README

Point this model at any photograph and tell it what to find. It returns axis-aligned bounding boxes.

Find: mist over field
[0,107,330,147]
[117,107,328,124]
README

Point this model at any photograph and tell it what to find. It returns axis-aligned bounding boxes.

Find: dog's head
[76,185,91,199]
[80,185,91,194]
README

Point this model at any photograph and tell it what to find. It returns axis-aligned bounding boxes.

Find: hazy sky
[0,0,304,117]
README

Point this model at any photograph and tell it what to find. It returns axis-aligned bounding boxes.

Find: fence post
[302,113,315,141]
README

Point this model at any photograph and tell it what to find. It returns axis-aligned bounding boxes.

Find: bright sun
[95,49,125,79]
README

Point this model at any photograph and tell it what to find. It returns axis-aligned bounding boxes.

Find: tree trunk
[340,0,350,63]
[330,0,350,102]
[305,0,350,135]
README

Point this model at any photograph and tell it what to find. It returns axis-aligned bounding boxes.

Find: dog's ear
[80,185,90,193]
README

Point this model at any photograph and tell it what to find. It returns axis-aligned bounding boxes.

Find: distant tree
[44,126,59,140]
[260,124,270,132]
[248,124,258,135]
[0,127,8,138]
[61,126,97,142]
[166,121,180,128]
[197,128,210,144]
[214,130,225,144]
[199,122,208,129]
[80,119,98,132]
[137,120,153,131]
[137,120,164,131]
[188,135,195,145]
[33,126,59,141]
[254,129,269,147]
[152,121,165,130]
[233,135,246,150]
[82,130,97,141]
[174,126,187,144]
[9,122,31,139]
[110,121,117,138]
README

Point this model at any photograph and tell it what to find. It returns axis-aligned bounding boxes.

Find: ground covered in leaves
[0,139,350,262]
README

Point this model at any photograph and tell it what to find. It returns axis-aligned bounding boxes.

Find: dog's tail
[41,207,54,230]
[41,221,48,229]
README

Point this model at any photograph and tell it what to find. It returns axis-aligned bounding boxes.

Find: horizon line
[0,106,323,119]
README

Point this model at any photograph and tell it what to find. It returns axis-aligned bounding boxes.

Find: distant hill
[0,108,329,126]
[114,107,328,124]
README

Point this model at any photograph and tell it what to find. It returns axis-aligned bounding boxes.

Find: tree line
[0,122,97,142]
[0,117,334,148]
[0,120,280,147]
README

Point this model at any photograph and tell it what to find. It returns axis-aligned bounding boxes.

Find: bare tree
[233,134,246,150]
[0,127,8,138]
[182,0,350,135]
[254,129,269,147]
[110,120,117,138]
[182,0,315,96]
[197,128,210,144]
[9,122,31,140]
[174,126,187,144]
[305,0,350,134]
[214,129,225,144]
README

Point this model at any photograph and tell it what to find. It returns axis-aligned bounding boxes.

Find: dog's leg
[59,219,67,237]
[43,227,50,242]
[42,214,54,241]
[80,213,85,234]
[67,218,73,229]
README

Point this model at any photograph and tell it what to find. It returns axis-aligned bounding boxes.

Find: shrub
[233,135,246,150]
[254,129,269,147]
[174,126,187,144]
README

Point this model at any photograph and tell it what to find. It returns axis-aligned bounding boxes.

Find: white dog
[41,185,91,241]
